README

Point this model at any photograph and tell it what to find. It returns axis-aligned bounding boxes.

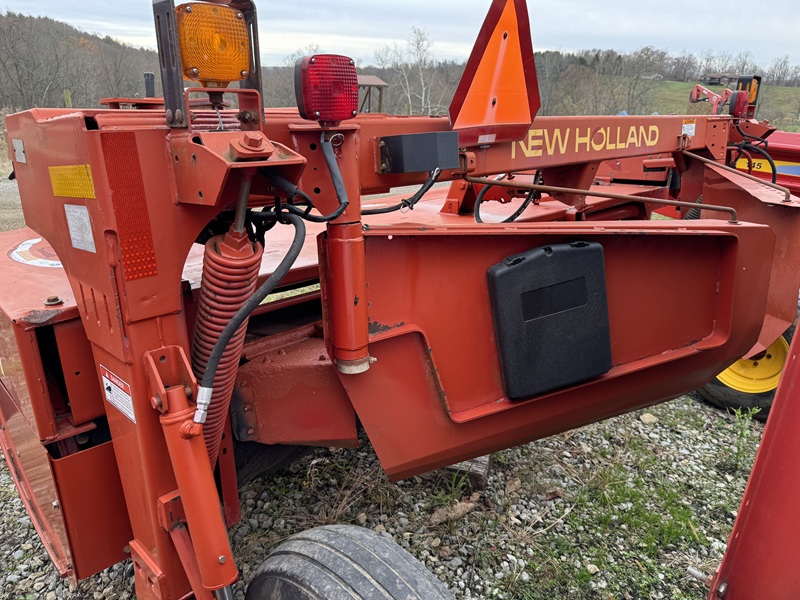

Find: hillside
[0,11,159,111]
[1,10,799,133]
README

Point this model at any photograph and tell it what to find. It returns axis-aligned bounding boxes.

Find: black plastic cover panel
[487,241,612,400]
[378,131,460,174]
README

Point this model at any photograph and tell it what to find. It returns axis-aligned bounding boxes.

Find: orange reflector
[176,2,250,87]
[449,0,540,147]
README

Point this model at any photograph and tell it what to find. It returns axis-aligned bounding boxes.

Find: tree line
[2,10,799,127]
[0,12,159,111]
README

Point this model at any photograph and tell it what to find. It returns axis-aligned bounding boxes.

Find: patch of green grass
[426,468,472,509]
[648,80,800,131]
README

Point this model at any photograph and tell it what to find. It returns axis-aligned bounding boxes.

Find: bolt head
[242,132,263,149]
[247,427,255,435]
[190,67,199,77]
[240,70,248,78]
[236,12,243,18]
[310,57,316,65]
[51,500,59,509]
[185,5,192,12]
[218,555,227,564]
[43,295,64,306]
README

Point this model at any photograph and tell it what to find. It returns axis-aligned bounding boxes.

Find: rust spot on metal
[19,309,65,325]
[368,321,405,335]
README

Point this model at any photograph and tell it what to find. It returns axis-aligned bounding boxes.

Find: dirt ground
[0,179,24,232]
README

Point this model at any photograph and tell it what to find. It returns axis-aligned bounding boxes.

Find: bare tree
[0,13,73,109]
[375,27,455,116]
[263,43,321,108]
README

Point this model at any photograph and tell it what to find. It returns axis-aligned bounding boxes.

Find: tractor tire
[245,524,454,600]
[698,299,799,421]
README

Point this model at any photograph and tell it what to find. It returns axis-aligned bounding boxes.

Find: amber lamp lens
[176,2,251,87]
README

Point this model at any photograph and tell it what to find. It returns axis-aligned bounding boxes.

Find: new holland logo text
[512,125,661,159]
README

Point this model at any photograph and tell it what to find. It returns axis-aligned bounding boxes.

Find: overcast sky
[2,0,796,67]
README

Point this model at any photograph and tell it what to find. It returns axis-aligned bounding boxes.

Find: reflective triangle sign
[449,0,540,147]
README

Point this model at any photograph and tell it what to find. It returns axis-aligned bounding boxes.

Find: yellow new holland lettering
[545,129,570,155]
[511,125,661,160]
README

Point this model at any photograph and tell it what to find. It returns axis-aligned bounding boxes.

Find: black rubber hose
[319,132,350,218]
[362,168,443,215]
[742,142,777,184]
[736,122,768,149]
[260,132,349,223]
[473,181,493,224]
[474,176,539,224]
[199,213,306,394]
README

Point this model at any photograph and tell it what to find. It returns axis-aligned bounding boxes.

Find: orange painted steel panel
[53,320,105,425]
[709,329,800,599]
[0,380,73,580]
[337,220,774,479]
[700,162,800,355]
[263,112,733,194]
[236,327,358,447]
[50,441,132,580]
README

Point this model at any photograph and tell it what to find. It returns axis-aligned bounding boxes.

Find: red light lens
[295,54,359,123]
[729,91,749,119]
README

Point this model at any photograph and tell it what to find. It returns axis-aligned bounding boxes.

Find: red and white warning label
[100,365,136,423]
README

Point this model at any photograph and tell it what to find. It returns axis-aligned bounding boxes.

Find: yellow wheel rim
[717,336,790,394]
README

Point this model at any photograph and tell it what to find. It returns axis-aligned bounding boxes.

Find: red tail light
[729,91,749,119]
[294,54,359,124]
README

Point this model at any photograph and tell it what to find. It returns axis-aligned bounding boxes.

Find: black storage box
[487,241,612,400]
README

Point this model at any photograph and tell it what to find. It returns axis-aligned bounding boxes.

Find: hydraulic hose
[362,168,442,215]
[261,132,349,223]
[742,143,777,184]
[474,173,541,224]
[194,213,307,425]
[728,142,778,184]
[736,121,768,149]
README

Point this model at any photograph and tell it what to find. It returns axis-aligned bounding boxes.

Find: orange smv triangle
[449,0,540,147]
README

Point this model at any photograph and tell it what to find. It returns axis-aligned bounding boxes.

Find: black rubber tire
[698,299,799,421]
[245,524,454,600]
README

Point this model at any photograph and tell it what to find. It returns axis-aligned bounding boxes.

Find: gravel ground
[1,395,761,600]
[0,182,762,599]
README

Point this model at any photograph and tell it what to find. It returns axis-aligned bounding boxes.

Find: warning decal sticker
[8,238,62,268]
[100,365,136,423]
[64,204,97,253]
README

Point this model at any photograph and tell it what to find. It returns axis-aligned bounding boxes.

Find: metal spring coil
[191,235,263,465]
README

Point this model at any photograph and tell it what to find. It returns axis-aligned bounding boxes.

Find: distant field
[649,80,800,131]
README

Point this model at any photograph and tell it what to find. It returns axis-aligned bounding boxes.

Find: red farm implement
[1,1,799,598]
